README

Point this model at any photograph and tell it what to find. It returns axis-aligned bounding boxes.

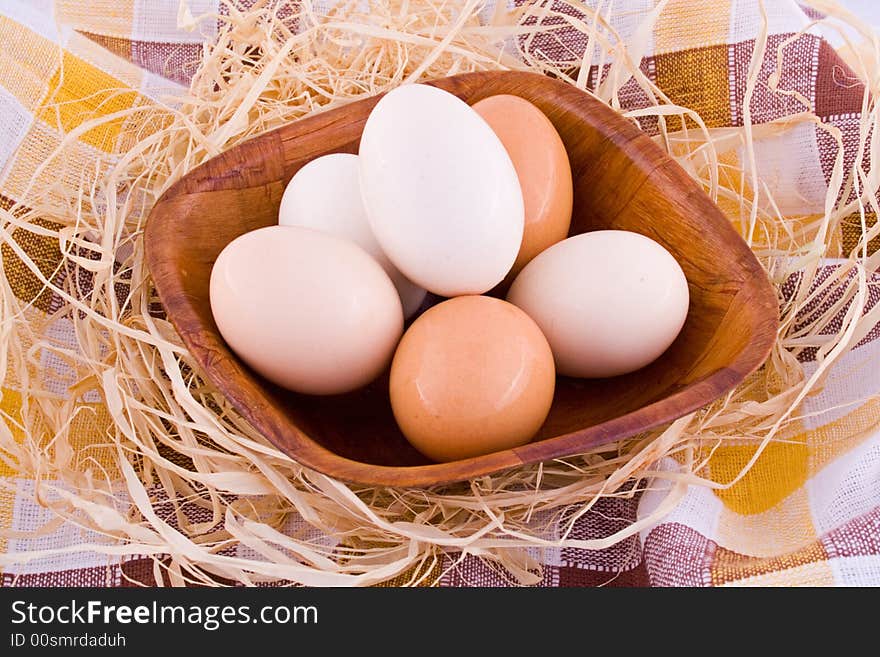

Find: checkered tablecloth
[0,0,878,587]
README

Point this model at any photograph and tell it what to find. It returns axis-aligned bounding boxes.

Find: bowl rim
[145,70,779,488]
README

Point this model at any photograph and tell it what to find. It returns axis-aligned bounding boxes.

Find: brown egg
[473,94,573,280]
[389,295,555,462]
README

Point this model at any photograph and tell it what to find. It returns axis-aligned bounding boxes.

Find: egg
[210,225,403,395]
[278,153,427,318]
[472,94,573,280]
[389,295,555,462]
[507,230,690,378]
[359,83,524,297]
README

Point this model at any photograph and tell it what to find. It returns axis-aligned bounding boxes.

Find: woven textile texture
[1,0,879,587]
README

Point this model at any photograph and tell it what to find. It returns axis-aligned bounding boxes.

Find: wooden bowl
[145,71,778,488]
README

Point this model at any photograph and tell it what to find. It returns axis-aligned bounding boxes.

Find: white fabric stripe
[729,0,815,45]
[0,0,64,43]
[638,457,724,545]
[39,317,102,402]
[0,86,33,186]
[6,479,121,576]
[828,554,880,585]
[140,70,185,106]
[799,339,880,430]
[807,430,880,534]
[738,121,828,216]
[131,0,219,43]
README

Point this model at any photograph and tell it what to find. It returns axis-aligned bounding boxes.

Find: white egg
[210,226,403,395]
[507,230,690,378]
[279,153,427,318]
[358,84,525,297]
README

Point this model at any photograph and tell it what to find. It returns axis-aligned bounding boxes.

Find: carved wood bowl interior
[144,71,779,488]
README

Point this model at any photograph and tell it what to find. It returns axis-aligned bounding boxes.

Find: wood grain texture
[144,71,779,488]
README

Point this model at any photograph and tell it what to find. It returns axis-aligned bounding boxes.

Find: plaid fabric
[1,0,879,587]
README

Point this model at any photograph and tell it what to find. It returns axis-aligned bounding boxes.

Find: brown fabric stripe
[1,217,65,312]
[710,540,828,585]
[587,58,659,134]
[654,45,732,129]
[798,4,826,21]
[439,552,560,586]
[118,557,159,586]
[2,564,122,587]
[815,38,865,119]
[730,33,819,126]
[815,114,875,205]
[822,507,880,558]
[219,0,298,28]
[560,495,643,571]
[372,558,443,587]
[841,212,880,257]
[119,556,242,587]
[557,562,650,587]
[0,194,30,219]
[62,240,133,317]
[643,522,713,586]
[80,30,133,61]
[514,0,590,66]
[782,264,880,362]
[131,41,203,85]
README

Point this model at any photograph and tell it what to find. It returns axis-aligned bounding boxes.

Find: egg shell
[278,153,427,318]
[359,84,525,297]
[507,230,690,378]
[210,225,404,395]
[389,295,555,462]
[472,95,573,280]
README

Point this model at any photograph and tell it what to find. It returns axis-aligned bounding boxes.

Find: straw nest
[0,0,878,585]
